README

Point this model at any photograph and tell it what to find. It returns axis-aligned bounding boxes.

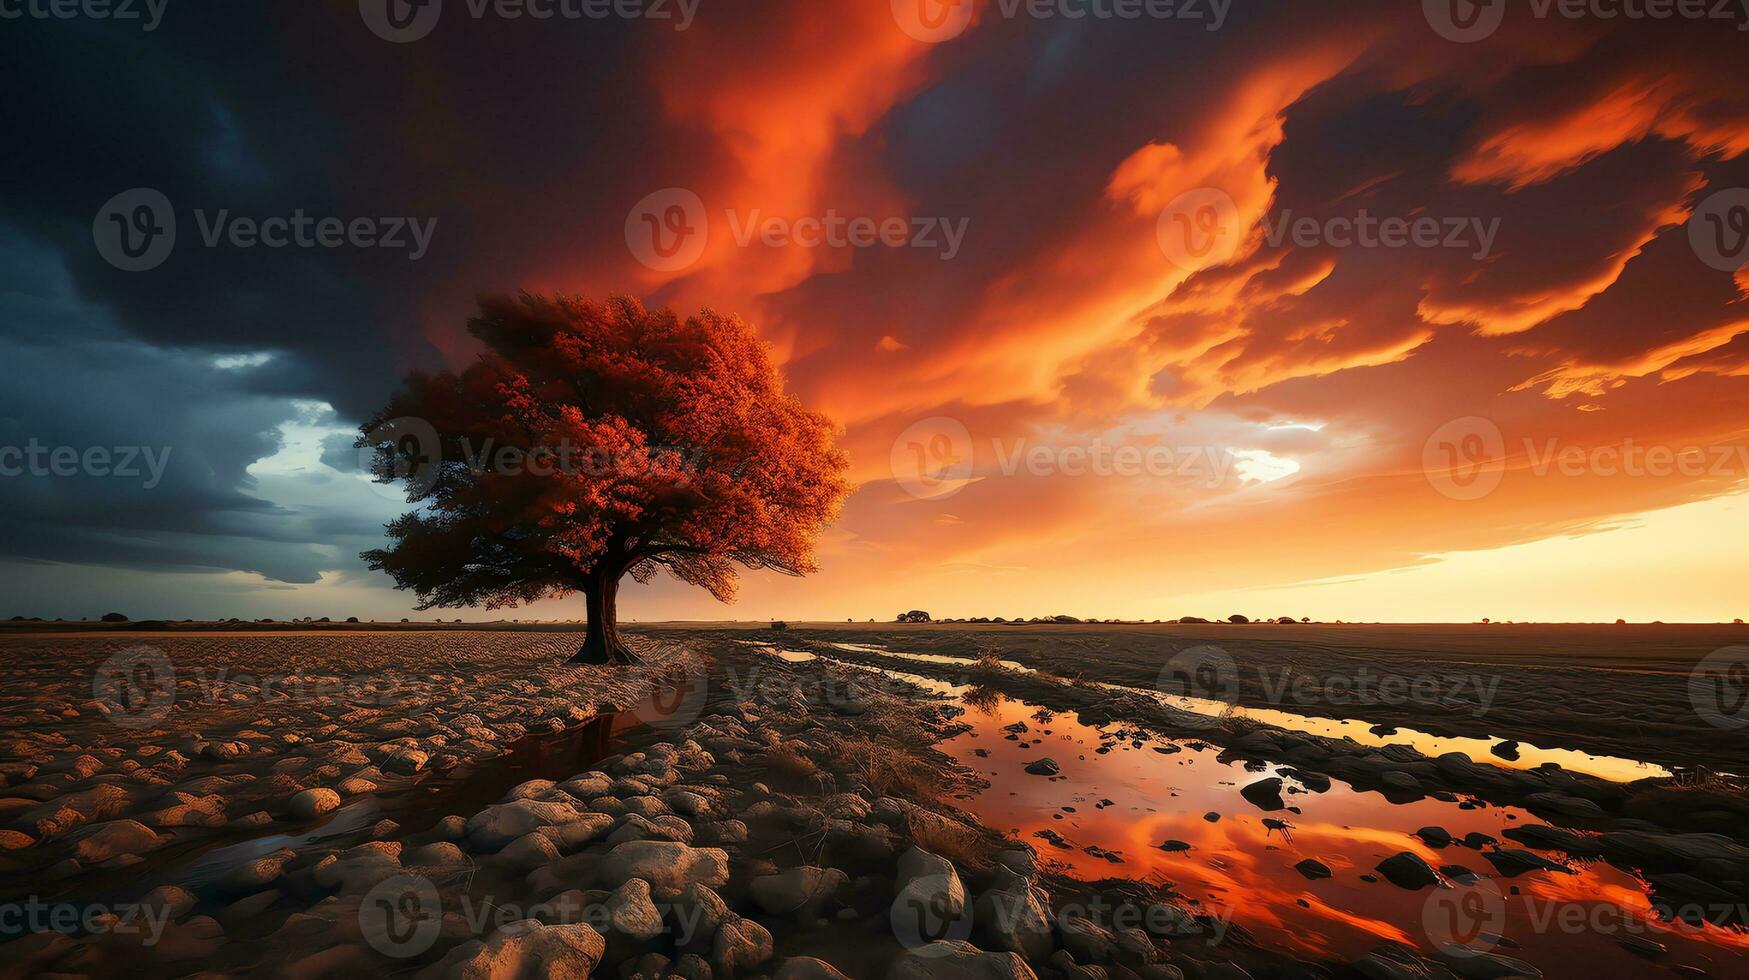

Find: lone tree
[359,294,850,664]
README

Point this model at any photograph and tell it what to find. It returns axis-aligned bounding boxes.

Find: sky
[2,0,1747,624]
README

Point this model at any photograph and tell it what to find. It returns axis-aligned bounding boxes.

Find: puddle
[1094,680,1671,783]
[810,642,1670,783]
[826,643,1036,674]
[939,691,1747,973]
[771,642,1740,973]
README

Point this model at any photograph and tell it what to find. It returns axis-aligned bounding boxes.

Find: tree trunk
[569,565,637,665]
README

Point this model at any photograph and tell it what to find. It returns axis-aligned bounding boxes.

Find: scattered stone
[1617,935,1666,959]
[424,918,606,979]
[288,788,341,821]
[775,957,852,979]
[1240,778,1285,811]
[70,819,162,863]
[1381,771,1421,792]
[603,877,665,942]
[895,846,967,921]
[1059,914,1117,963]
[465,799,586,851]
[1483,848,1574,877]
[1375,852,1446,890]
[1024,759,1060,777]
[976,868,1054,962]
[1294,859,1332,880]
[595,840,729,900]
[1428,944,1543,978]
[886,941,1038,979]
[750,866,848,915]
[1415,827,1452,848]
[713,915,774,978]
[139,884,197,922]
[383,746,430,775]
[500,831,561,870]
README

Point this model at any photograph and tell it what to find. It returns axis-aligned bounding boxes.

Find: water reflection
[813,642,1670,782]
[941,691,1747,973]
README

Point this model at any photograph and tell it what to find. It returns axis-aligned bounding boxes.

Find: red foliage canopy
[360,294,850,660]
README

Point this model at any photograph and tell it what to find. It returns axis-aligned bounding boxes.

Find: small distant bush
[100,612,129,623]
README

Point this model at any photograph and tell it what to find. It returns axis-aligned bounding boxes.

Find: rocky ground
[3,630,1749,978]
[0,634,1285,979]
